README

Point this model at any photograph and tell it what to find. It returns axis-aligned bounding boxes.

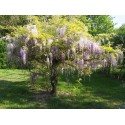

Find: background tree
[112,24,125,64]
[79,15,115,36]
[0,15,29,26]
[0,39,7,68]
[0,15,29,37]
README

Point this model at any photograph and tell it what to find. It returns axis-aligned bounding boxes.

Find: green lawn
[0,69,125,109]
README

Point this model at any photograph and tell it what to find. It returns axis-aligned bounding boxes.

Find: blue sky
[111,15,125,28]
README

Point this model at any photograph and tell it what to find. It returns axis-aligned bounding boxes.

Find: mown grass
[0,69,125,109]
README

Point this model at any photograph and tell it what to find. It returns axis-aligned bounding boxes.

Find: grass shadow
[0,80,44,108]
[55,72,125,109]
[0,69,125,109]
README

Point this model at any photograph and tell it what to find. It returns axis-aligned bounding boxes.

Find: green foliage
[0,39,7,68]
[0,15,29,36]
[110,66,125,80]
[100,46,121,53]
[0,15,29,26]
[84,15,115,36]
[0,25,16,37]
[113,24,125,64]
[113,24,125,48]
[10,26,29,37]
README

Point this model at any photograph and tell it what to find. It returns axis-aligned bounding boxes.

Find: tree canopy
[2,15,123,95]
[79,15,115,36]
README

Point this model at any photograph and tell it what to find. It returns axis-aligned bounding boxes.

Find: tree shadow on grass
[70,72,125,108]
[81,73,125,102]
[53,72,125,109]
[46,95,110,109]
[0,79,110,109]
[1,72,125,109]
[0,80,43,109]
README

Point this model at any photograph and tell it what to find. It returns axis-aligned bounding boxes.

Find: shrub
[0,39,7,69]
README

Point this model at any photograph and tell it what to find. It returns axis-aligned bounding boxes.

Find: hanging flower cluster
[6,36,14,60]
[20,47,27,65]
[26,25,38,35]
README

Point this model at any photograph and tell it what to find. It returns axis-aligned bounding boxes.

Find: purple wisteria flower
[25,37,30,44]
[26,25,38,35]
[49,52,53,64]
[6,43,14,52]
[67,49,70,60]
[6,43,14,59]
[46,57,50,68]
[115,53,119,61]
[51,46,59,55]
[60,27,66,37]
[111,57,117,67]
[102,59,107,68]
[61,53,65,61]
[20,48,27,65]
[78,59,84,70]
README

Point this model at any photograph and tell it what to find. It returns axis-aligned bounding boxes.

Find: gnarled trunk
[50,58,59,95]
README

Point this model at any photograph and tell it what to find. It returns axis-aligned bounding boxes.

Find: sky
[111,15,125,28]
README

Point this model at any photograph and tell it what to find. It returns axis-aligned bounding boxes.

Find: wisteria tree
[5,16,123,95]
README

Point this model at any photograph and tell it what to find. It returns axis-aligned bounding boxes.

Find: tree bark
[50,58,59,95]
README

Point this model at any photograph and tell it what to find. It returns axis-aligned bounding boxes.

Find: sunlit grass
[0,69,125,109]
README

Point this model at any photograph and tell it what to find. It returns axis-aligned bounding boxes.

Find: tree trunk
[50,58,59,95]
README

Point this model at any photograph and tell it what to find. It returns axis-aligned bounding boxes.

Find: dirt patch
[34,91,51,102]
